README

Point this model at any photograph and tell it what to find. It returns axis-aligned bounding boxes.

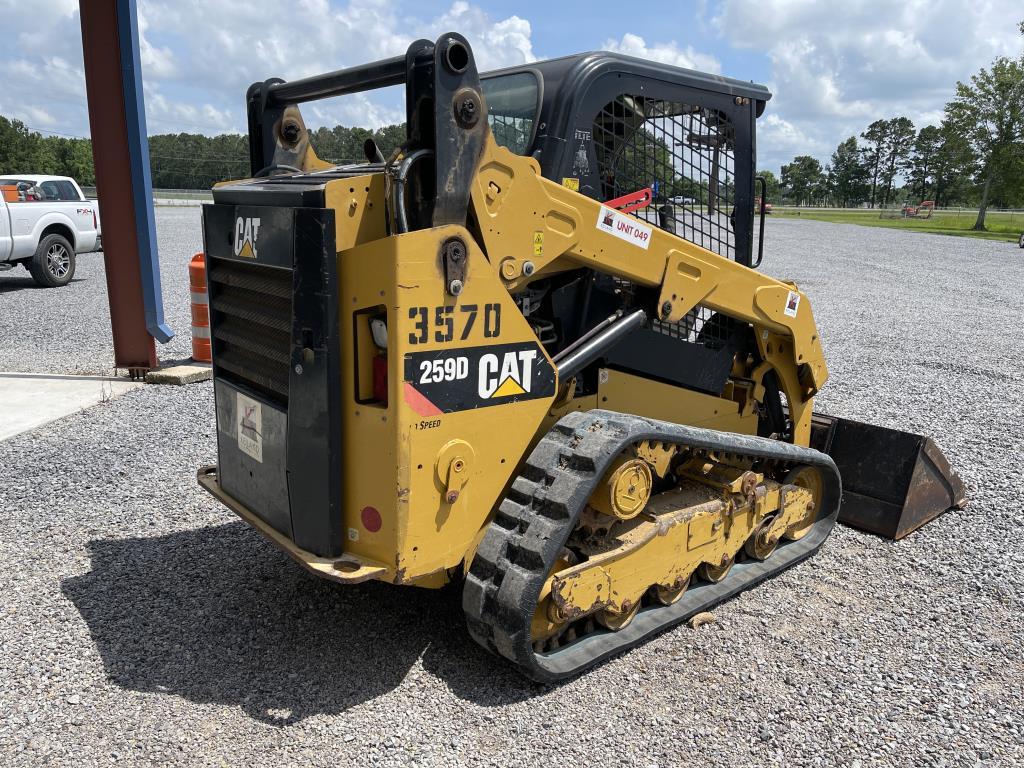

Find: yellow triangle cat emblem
[237,240,256,259]
[491,376,526,398]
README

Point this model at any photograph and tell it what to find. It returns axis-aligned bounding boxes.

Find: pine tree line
[0,116,407,191]
[763,26,1024,230]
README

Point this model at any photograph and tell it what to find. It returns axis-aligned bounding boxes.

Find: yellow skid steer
[197,34,964,680]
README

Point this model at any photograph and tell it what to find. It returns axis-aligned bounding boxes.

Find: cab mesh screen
[593,96,736,261]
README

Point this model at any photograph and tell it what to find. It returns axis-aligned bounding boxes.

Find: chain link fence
[81,186,212,206]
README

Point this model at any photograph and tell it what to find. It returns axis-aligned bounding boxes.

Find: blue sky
[2,0,1022,173]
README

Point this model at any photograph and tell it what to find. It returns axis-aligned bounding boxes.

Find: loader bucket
[809,414,966,539]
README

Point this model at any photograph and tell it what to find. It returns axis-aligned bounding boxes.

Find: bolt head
[448,279,464,296]
[445,490,459,504]
[282,121,301,144]
[661,301,673,318]
[453,90,481,128]
[522,261,536,276]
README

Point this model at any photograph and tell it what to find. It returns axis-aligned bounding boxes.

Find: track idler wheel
[698,555,734,583]
[744,514,780,561]
[590,456,653,520]
[782,464,824,541]
[595,599,641,630]
[652,574,691,606]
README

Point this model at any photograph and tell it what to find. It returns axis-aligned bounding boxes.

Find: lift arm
[469,138,828,445]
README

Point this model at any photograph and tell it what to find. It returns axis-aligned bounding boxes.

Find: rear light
[372,355,388,405]
[360,505,382,532]
[370,318,388,405]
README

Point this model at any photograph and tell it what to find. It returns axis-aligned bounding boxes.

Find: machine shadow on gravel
[62,522,543,724]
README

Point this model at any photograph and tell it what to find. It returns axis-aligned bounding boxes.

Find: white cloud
[308,91,407,135]
[0,0,537,138]
[758,113,829,163]
[0,1,89,131]
[145,89,235,134]
[137,10,176,79]
[602,33,721,73]
[430,2,534,70]
[713,0,1024,170]
[19,106,58,127]
[4,0,1022,176]
[136,0,534,131]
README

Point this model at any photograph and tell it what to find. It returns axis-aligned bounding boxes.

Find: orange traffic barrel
[189,253,212,363]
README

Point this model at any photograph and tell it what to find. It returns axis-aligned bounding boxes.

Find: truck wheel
[29,234,76,287]
[1018,232,1024,248]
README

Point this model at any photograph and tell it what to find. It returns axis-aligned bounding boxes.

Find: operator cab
[475,55,772,407]
[480,53,771,267]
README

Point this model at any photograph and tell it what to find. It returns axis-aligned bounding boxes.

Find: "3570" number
[408,303,501,345]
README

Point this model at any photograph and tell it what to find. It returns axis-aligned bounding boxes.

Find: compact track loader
[197,34,964,681]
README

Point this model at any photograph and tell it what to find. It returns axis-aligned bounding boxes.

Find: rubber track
[462,409,842,682]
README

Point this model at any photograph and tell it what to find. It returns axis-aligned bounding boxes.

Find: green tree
[878,117,916,206]
[945,56,1024,229]
[51,137,95,184]
[756,169,780,203]
[781,155,825,206]
[859,119,888,207]
[827,137,869,206]
[907,125,941,200]
[0,116,57,175]
[148,132,251,188]
[931,120,976,206]
[859,117,919,207]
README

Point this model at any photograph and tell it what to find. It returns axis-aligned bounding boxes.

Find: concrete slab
[0,372,143,442]
[145,361,212,385]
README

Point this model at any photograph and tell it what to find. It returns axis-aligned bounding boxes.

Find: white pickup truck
[0,175,101,287]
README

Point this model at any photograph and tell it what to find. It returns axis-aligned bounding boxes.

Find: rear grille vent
[208,258,292,403]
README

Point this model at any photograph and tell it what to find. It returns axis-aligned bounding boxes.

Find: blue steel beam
[80,0,171,372]
[116,0,172,344]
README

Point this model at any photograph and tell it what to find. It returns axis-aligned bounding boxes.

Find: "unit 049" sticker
[403,342,556,415]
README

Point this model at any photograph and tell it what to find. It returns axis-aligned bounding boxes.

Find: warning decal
[236,392,263,462]
[784,290,801,318]
[403,342,556,413]
[596,205,652,250]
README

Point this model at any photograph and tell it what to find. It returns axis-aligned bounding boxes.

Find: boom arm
[469,137,828,445]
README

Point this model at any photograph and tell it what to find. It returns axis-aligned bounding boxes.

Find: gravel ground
[1,214,1022,767]
[0,206,200,374]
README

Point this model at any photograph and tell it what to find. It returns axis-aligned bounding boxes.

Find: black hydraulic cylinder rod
[267,54,407,106]
[556,309,647,381]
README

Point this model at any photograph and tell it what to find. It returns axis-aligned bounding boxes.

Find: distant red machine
[902,200,935,218]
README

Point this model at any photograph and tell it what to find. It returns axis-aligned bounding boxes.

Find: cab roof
[483,50,772,118]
